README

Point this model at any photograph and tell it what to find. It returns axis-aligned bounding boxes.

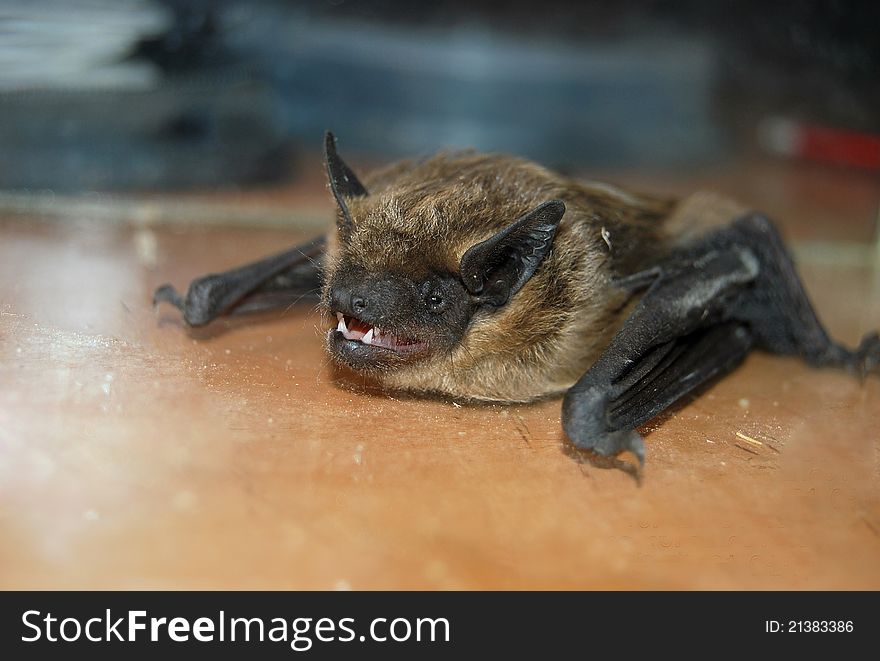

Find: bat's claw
[593,429,646,467]
[562,386,647,467]
[152,277,226,327]
[854,331,880,378]
[812,331,880,379]
[153,284,185,312]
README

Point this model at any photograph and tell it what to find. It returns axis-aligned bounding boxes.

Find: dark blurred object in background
[0,0,290,191]
[0,0,877,191]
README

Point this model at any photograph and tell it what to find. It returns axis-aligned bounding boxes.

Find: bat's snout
[327,273,418,329]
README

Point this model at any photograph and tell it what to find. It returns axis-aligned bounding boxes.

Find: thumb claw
[856,331,880,378]
[153,284,185,311]
[594,429,646,467]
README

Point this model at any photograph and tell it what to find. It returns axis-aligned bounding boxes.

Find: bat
[154,132,880,466]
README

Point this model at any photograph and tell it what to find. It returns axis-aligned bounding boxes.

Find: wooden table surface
[1,164,879,590]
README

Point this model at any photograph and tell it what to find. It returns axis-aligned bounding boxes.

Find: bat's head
[320,133,568,395]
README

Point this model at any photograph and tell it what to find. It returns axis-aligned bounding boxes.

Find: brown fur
[323,151,734,402]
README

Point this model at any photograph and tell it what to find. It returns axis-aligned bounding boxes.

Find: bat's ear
[324,131,368,236]
[460,200,565,307]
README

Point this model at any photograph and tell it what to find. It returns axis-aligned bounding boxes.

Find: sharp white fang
[337,316,347,333]
[362,328,374,345]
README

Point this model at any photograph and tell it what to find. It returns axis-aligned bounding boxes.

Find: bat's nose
[351,296,367,314]
[328,275,414,325]
[329,285,355,314]
[329,285,376,318]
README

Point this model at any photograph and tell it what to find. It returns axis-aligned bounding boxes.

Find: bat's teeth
[336,312,344,322]
[374,327,382,340]
[337,316,347,334]
[362,328,374,345]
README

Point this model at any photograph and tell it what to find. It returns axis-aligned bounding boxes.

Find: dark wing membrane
[153,235,326,326]
[606,323,753,432]
[562,239,760,464]
[563,212,880,466]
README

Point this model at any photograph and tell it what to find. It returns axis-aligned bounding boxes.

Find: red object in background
[758,117,880,171]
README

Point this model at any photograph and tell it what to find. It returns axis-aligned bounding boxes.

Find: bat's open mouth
[331,312,428,354]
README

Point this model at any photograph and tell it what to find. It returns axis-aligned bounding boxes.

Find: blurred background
[1,0,878,190]
[0,0,879,246]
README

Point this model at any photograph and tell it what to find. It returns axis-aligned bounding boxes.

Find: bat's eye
[426,293,445,311]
